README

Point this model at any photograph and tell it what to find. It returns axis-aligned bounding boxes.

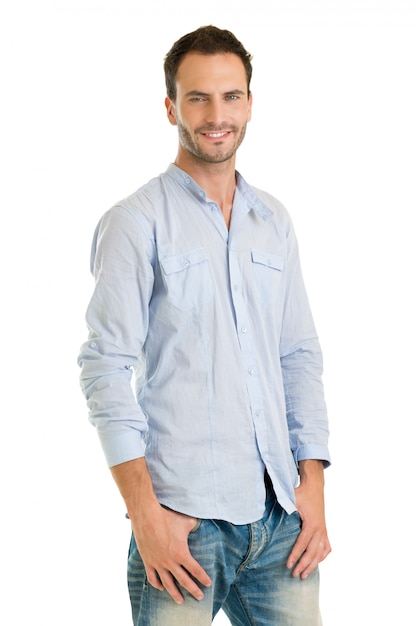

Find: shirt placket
[228,243,269,462]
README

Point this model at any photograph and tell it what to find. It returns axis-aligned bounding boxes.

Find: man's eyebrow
[185,90,210,97]
[184,89,247,97]
[224,89,246,96]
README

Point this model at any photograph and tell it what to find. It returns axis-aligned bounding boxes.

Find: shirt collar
[166,163,273,220]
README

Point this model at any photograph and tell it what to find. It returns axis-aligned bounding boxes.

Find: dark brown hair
[164,25,253,100]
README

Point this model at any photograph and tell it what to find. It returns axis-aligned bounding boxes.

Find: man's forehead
[175,52,247,87]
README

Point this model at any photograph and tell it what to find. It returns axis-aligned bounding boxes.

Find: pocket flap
[251,249,284,271]
[160,248,208,275]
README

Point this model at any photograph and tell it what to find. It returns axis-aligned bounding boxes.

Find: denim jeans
[127,488,322,625]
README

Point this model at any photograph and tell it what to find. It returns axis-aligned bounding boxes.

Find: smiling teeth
[205,132,228,138]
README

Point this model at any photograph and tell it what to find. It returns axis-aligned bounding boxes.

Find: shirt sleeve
[78,204,155,467]
[279,215,331,468]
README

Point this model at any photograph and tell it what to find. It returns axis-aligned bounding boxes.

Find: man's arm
[286,459,331,578]
[110,458,212,604]
[79,208,211,604]
[275,212,331,576]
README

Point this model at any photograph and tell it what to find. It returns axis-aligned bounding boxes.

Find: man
[78,25,331,626]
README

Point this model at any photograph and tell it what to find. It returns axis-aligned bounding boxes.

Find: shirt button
[248,368,255,375]
[183,259,190,267]
[241,327,248,333]
[90,342,97,348]
[185,177,191,184]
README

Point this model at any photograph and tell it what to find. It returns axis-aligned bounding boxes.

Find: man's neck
[174,152,237,229]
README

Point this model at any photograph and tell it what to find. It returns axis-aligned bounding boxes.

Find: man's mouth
[201,130,231,140]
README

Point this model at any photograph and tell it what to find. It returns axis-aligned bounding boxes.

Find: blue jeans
[127,488,322,625]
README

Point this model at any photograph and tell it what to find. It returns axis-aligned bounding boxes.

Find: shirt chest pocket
[159,248,213,311]
[250,249,285,306]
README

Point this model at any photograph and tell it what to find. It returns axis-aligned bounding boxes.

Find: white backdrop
[1,1,415,624]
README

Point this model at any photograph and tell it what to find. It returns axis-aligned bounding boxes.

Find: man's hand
[110,458,211,604]
[132,503,211,604]
[287,460,331,579]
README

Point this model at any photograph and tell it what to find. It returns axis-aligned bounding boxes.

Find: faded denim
[127,489,322,626]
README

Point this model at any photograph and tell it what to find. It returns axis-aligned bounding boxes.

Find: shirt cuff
[98,430,146,468]
[293,444,331,469]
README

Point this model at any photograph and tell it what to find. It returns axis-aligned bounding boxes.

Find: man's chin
[193,150,235,165]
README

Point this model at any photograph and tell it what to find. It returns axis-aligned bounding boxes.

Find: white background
[1,1,415,624]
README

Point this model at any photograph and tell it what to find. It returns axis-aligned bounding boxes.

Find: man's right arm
[79,207,211,604]
[110,457,212,604]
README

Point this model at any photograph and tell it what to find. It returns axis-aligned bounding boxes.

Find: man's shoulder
[99,171,177,237]
[249,183,287,211]
[93,173,168,245]
[238,174,291,224]
[114,172,166,214]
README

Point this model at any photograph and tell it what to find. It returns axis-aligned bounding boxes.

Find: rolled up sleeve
[78,205,155,467]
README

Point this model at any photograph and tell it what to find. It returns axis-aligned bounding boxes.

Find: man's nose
[204,99,226,126]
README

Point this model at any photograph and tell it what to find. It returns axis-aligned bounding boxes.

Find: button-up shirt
[78,164,330,524]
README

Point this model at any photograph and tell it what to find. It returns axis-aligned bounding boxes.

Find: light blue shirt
[78,164,330,524]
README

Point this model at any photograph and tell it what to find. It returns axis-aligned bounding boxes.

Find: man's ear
[247,91,253,122]
[165,97,177,126]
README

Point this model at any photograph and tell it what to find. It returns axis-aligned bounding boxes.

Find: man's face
[166,52,252,165]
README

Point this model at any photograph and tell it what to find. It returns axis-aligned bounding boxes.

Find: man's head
[164,26,253,168]
[164,25,253,102]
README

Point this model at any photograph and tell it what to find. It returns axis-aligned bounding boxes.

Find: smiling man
[78,26,331,626]
[169,53,251,165]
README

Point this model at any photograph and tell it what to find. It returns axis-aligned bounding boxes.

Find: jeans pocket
[189,518,202,533]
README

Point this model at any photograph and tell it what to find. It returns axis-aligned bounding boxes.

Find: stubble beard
[177,121,247,165]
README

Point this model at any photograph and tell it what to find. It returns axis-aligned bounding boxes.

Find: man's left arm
[278,214,331,577]
[287,459,331,578]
